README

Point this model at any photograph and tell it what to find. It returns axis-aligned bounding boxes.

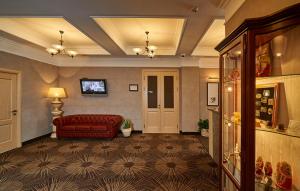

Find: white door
[0,72,18,153]
[143,70,179,133]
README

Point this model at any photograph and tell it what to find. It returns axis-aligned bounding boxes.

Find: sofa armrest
[108,116,123,129]
[53,117,63,128]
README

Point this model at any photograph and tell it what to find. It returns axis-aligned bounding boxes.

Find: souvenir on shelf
[264,161,273,177]
[256,43,271,77]
[276,161,292,190]
[255,156,264,181]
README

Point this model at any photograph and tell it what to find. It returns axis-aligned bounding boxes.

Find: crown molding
[0,36,60,65]
[192,46,219,57]
[0,35,219,68]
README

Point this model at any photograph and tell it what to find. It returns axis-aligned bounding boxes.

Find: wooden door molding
[0,68,22,152]
[142,69,180,133]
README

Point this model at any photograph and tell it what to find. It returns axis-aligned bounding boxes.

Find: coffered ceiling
[0,18,110,55]
[93,18,185,55]
[0,0,225,57]
[192,19,225,56]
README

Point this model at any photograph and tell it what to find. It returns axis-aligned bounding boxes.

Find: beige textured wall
[199,68,219,119]
[59,67,217,132]
[0,52,218,141]
[58,67,144,130]
[0,51,58,142]
[181,67,200,132]
[226,0,300,35]
[180,67,219,132]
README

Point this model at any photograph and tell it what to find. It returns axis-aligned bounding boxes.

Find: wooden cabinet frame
[216,3,300,191]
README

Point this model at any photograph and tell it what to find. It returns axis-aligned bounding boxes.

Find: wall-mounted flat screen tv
[80,79,107,95]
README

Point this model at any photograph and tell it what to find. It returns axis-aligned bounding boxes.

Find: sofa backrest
[60,114,122,125]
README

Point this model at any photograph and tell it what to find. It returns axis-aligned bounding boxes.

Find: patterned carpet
[0,134,218,191]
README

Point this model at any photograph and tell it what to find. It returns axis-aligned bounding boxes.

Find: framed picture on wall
[129,84,138,91]
[207,82,219,106]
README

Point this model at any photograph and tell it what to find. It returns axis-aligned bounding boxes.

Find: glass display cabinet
[216,4,300,191]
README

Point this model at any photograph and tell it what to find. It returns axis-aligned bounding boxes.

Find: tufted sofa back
[54,114,123,127]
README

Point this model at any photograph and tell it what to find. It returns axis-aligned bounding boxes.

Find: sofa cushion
[90,125,108,131]
[61,125,108,131]
[62,125,90,131]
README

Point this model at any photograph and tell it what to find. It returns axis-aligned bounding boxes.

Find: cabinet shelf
[256,74,300,81]
[256,127,300,138]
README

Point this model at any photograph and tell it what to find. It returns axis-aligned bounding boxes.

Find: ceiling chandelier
[46,30,77,58]
[132,31,157,58]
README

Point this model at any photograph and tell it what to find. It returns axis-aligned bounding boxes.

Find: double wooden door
[142,70,179,133]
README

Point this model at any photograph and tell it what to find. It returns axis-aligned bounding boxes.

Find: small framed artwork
[207,82,219,106]
[129,84,138,92]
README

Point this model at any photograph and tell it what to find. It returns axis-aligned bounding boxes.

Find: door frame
[0,68,22,149]
[142,69,180,133]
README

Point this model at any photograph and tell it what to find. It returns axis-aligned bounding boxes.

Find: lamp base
[50,98,63,139]
[50,132,57,139]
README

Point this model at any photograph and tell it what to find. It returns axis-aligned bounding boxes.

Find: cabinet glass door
[255,25,300,191]
[222,43,242,188]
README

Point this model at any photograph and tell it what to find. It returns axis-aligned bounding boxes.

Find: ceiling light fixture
[46,30,77,58]
[133,31,157,58]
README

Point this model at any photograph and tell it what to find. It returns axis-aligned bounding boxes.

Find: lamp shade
[47,87,66,98]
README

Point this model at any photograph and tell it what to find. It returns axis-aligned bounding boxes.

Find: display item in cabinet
[256,101,261,106]
[228,69,240,81]
[276,161,292,190]
[256,83,279,128]
[261,97,268,104]
[255,156,265,181]
[263,90,271,97]
[256,110,260,117]
[264,162,274,191]
[268,99,274,106]
[277,124,286,131]
[267,108,273,115]
[288,120,300,133]
[256,93,262,99]
[256,43,272,77]
[231,112,241,125]
[264,162,273,177]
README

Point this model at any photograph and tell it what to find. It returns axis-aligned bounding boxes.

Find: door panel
[144,73,161,133]
[161,73,178,133]
[147,76,158,108]
[143,70,179,133]
[0,72,17,153]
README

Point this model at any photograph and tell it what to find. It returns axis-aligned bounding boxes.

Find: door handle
[11,110,18,115]
[158,104,161,108]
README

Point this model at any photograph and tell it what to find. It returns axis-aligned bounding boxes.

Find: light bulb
[46,48,58,55]
[133,48,142,55]
[148,45,157,51]
[148,51,155,58]
[227,86,233,92]
[276,52,282,57]
[235,50,241,55]
[52,44,65,51]
[67,50,78,58]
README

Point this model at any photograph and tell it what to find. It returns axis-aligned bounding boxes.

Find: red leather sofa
[53,114,123,139]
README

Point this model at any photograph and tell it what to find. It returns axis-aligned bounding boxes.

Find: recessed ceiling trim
[175,17,188,55]
[0,17,110,55]
[0,35,219,68]
[93,17,185,56]
[192,18,225,56]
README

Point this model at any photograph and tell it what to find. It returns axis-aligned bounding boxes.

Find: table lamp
[48,87,67,138]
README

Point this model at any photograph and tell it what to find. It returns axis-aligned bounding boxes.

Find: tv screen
[80,79,107,95]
